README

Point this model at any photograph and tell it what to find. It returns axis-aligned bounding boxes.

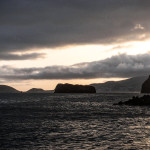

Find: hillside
[26,88,53,93]
[0,85,20,93]
[91,76,148,93]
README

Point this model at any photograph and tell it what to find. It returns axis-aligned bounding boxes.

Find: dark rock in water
[0,85,20,93]
[114,95,150,106]
[54,83,96,93]
[141,75,150,93]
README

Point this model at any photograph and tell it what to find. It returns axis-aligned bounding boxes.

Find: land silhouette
[1,75,150,106]
[141,75,150,93]
[54,83,96,93]
[114,76,150,106]
[0,85,20,93]
[0,76,148,93]
[26,88,53,93]
[91,76,147,93]
[114,95,150,106]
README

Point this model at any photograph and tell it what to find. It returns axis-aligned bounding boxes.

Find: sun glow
[2,40,150,69]
[120,41,150,55]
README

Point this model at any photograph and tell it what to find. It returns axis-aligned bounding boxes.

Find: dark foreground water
[0,93,150,149]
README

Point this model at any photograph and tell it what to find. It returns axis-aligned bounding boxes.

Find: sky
[1,0,150,91]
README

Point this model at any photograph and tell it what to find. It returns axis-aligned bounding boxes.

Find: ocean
[0,93,150,150]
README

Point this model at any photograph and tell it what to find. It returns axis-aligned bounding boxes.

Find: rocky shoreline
[114,95,150,106]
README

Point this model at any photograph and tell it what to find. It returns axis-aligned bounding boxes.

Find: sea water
[0,93,150,149]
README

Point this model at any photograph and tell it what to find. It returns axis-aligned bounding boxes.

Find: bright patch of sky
[2,39,150,69]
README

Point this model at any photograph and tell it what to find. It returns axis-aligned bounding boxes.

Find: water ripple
[0,93,150,149]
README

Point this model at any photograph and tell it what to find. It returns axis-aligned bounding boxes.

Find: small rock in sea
[114,95,150,106]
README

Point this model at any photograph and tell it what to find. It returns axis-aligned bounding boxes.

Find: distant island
[0,76,148,94]
[0,85,20,93]
[26,88,53,93]
[54,83,96,93]
[0,85,53,93]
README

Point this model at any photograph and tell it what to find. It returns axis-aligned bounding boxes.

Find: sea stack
[141,75,150,93]
[54,83,96,93]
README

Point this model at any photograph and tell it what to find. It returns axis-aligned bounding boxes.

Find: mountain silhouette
[26,88,53,93]
[91,76,148,93]
[0,85,20,93]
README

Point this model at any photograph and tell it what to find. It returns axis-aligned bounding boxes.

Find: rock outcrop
[141,76,150,93]
[54,83,96,93]
[114,95,150,106]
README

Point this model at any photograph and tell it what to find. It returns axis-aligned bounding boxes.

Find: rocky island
[114,95,150,106]
[54,83,96,93]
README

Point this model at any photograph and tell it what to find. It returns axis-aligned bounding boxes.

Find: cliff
[141,76,150,93]
[54,83,96,93]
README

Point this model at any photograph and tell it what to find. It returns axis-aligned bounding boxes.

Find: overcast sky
[0,0,150,90]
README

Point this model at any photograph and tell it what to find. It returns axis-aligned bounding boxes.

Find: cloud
[133,24,145,30]
[0,53,150,80]
[106,44,132,52]
[0,52,45,60]
[0,0,150,54]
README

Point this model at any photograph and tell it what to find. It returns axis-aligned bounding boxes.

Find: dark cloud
[0,53,150,80]
[0,0,150,54]
[0,53,45,60]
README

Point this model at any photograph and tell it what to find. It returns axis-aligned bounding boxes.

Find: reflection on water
[0,93,150,149]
